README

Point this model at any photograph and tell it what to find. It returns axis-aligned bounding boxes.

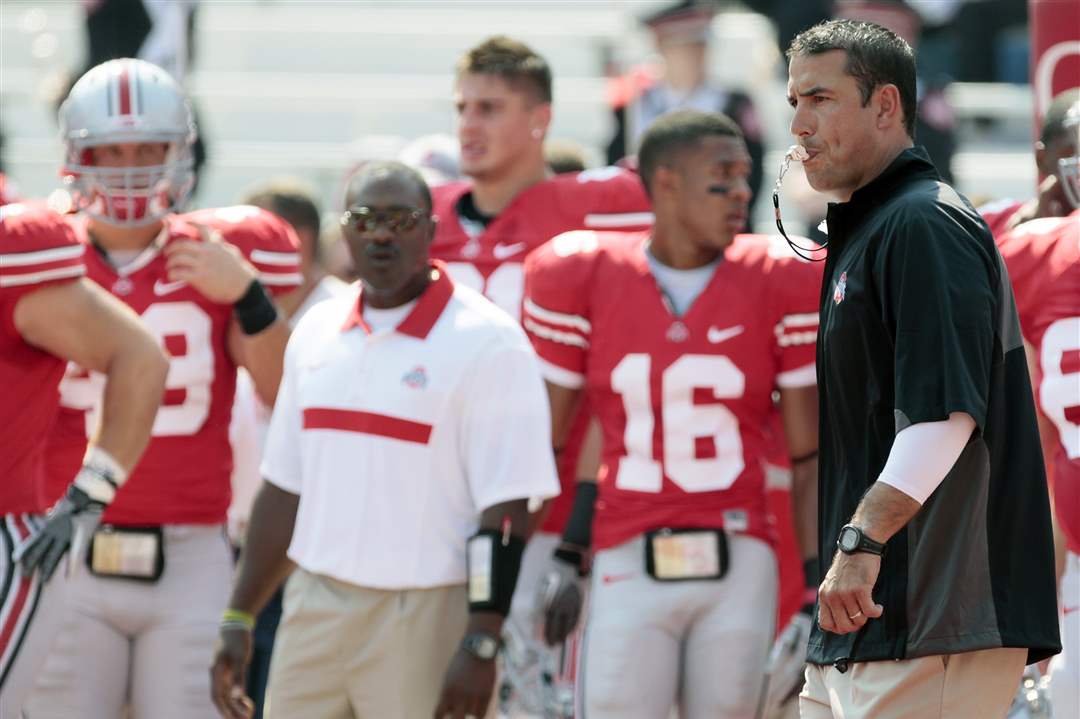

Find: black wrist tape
[561,481,598,549]
[466,530,525,616]
[803,557,820,589]
[234,280,278,336]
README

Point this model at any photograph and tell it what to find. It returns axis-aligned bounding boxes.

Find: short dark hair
[637,110,743,198]
[344,160,432,213]
[243,180,322,260]
[1041,88,1080,145]
[787,19,917,138]
[457,36,552,104]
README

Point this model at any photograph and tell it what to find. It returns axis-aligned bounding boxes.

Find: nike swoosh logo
[601,573,636,585]
[707,324,744,344]
[492,242,527,260]
[153,279,187,296]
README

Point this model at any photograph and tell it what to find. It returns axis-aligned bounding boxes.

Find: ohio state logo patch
[833,271,847,305]
[402,366,427,389]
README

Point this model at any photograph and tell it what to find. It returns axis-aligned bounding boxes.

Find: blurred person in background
[24,58,301,719]
[545,139,589,174]
[980,89,1080,236]
[211,161,559,719]
[1,205,167,718]
[227,179,352,719]
[605,0,764,227]
[399,133,462,188]
[434,35,653,717]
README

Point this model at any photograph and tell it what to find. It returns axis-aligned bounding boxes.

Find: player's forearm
[228,481,299,615]
[849,482,921,544]
[237,318,290,407]
[791,456,819,561]
[91,335,169,472]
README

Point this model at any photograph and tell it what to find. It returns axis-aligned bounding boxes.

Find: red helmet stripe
[118,63,132,115]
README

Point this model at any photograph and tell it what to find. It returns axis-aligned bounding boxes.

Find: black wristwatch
[837,524,886,556]
[461,632,500,661]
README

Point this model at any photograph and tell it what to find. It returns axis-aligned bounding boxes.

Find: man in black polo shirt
[785,19,1060,718]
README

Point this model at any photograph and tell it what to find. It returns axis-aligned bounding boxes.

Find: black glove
[17,485,105,582]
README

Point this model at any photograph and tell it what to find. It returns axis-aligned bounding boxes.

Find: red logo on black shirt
[834,272,847,305]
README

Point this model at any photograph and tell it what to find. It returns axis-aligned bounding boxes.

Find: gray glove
[536,553,586,647]
[17,485,104,582]
[761,609,813,719]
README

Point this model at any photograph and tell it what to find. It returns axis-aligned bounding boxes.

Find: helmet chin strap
[774,145,829,262]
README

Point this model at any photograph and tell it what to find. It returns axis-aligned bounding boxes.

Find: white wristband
[72,446,128,505]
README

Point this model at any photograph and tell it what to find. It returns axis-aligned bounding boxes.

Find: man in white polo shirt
[209,161,559,719]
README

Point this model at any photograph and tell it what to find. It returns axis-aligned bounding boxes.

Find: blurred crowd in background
[0,0,1042,278]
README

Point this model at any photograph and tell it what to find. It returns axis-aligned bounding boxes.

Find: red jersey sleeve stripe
[584,212,655,228]
[303,408,432,445]
[0,264,84,288]
[250,249,300,266]
[523,317,589,349]
[258,272,303,287]
[523,298,591,333]
[1,244,84,267]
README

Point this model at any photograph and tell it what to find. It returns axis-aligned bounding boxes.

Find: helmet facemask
[1056,102,1080,211]
[58,58,197,228]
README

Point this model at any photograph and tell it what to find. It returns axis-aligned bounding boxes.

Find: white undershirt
[645,250,721,316]
[877,412,977,504]
[362,299,418,332]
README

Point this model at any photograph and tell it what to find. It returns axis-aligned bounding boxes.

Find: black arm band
[466,530,526,616]
[560,480,598,550]
[233,279,278,336]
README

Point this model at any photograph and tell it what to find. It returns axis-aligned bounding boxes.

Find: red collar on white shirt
[341,260,454,339]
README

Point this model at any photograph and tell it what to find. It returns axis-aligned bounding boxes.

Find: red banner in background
[1029,0,1080,128]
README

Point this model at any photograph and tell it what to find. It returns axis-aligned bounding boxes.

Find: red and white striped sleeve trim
[0,244,85,288]
[250,248,302,288]
[583,211,654,229]
[774,312,819,348]
[521,298,589,388]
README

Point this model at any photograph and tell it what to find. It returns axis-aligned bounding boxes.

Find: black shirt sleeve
[878,207,996,431]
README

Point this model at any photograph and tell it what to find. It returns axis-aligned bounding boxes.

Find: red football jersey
[44,206,301,526]
[997,211,1080,553]
[978,198,1025,239]
[432,167,652,534]
[0,205,86,514]
[523,231,822,551]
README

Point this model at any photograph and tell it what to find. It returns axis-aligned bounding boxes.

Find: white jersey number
[1040,317,1080,459]
[444,262,524,320]
[61,301,215,437]
[610,353,745,493]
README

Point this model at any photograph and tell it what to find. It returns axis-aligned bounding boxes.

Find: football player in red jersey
[23,59,301,719]
[0,204,167,717]
[979,88,1079,236]
[436,36,654,715]
[524,110,821,718]
[996,198,1080,718]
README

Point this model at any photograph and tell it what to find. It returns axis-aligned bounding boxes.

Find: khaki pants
[800,647,1027,719]
[265,569,471,719]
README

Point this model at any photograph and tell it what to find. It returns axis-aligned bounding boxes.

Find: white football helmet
[59,58,196,227]
[1058,98,1080,210]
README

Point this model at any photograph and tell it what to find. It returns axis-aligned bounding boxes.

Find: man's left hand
[433,648,495,719]
[164,223,256,304]
[818,551,884,635]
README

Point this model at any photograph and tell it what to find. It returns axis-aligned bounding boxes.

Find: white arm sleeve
[876,412,977,505]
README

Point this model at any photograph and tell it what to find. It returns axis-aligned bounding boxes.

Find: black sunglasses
[340,206,429,234]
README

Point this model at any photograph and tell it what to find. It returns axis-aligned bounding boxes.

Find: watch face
[839,527,859,552]
[476,636,498,658]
